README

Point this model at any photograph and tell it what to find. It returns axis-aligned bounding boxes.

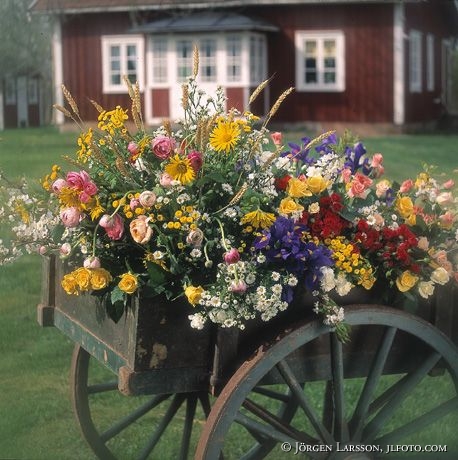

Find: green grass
[0,128,457,459]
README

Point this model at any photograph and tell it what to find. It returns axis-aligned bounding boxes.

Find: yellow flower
[278,197,304,215]
[306,175,329,194]
[241,209,276,229]
[395,270,419,292]
[184,285,204,306]
[61,273,79,295]
[73,267,92,291]
[90,268,113,290]
[287,177,312,198]
[118,273,138,294]
[209,120,241,153]
[77,128,93,163]
[165,154,195,185]
[396,196,415,222]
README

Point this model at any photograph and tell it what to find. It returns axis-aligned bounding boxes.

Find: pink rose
[341,168,352,183]
[160,172,173,188]
[400,179,414,193]
[99,214,124,240]
[52,178,68,194]
[151,135,176,160]
[66,171,84,189]
[417,236,430,251]
[187,150,203,172]
[129,215,153,244]
[186,228,204,248]
[436,192,454,206]
[130,198,140,211]
[439,211,454,229]
[348,173,373,199]
[139,191,157,208]
[229,280,247,294]
[224,248,240,264]
[60,207,81,227]
[128,141,139,157]
[443,179,455,189]
[84,256,101,269]
[370,153,383,168]
[270,132,283,146]
[375,180,390,198]
[59,243,72,256]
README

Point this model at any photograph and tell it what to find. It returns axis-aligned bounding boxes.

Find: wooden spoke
[87,381,119,394]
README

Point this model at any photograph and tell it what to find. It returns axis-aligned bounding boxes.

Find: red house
[30,0,458,133]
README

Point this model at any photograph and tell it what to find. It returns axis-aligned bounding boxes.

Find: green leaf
[110,286,126,305]
[146,261,167,285]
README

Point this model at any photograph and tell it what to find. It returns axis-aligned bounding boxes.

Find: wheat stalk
[248,77,272,105]
[61,84,79,116]
[304,130,336,151]
[182,83,189,111]
[53,104,73,119]
[123,75,135,100]
[192,44,199,78]
[264,87,294,127]
[89,99,104,114]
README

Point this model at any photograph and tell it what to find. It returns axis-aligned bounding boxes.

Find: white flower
[418,281,435,299]
[271,271,281,281]
[190,248,202,258]
[430,267,450,285]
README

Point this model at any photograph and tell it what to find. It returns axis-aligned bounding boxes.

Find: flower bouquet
[1,51,457,342]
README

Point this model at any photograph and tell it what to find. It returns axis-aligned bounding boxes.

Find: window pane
[305,40,316,55]
[306,71,317,83]
[324,72,336,83]
[324,40,336,55]
[127,45,137,57]
[200,39,216,82]
[152,38,168,83]
[110,45,120,57]
[324,57,335,68]
[227,36,242,81]
[111,74,121,85]
[177,40,193,82]
[305,58,316,69]
[111,61,120,71]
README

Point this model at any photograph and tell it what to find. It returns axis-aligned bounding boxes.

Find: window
[28,78,38,104]
[151,38,168,84]
[409,30,422,93]
[250,35,266,85]
[426,34,434,91]
[5,77,16,105]
[101,36,144,93]
[176,40,194,82]
[226,36,242,82]
[199,39,217,82]
[295,31,345,92]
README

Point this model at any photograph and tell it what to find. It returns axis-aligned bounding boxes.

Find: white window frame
[249,34,267,86]
[426,33,434,91]
[5,77,16,105]
[199,38,218,82]
[409,30,422,93]
[151,37,168,84]
[101,35,144,93]
[295,31,345,92]
[28,78,39,104]
[226,35,242,83]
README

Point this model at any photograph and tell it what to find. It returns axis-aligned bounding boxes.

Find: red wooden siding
[28,105,40,127]
[250,4,395,124]
[61,13,137,120]
[226,87,244,113]
[151,89,170,118]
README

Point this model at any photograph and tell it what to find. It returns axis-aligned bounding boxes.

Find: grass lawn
[0,127,457,459]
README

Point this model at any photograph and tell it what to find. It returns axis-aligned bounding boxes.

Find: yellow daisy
[165,154,195,185]
[241,209,276,229]
[209,120,241,153]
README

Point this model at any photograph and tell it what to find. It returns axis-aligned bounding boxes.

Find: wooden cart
[38,256,458,459]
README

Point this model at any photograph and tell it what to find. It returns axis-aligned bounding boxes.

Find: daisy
[165,155,195,185]
[209,120,241,153]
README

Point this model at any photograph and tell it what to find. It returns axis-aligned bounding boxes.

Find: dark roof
[29,0,405,14]
[131,11,278,34]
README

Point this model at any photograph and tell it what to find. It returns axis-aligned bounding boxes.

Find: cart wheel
[196,306,458,459]
[71,344,211,460]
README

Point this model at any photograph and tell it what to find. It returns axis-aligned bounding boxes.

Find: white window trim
[409,30,422,93]
[426,33,434,92]
[101,35,145,94]
[146,33,266,89]
[295,30,345,92]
